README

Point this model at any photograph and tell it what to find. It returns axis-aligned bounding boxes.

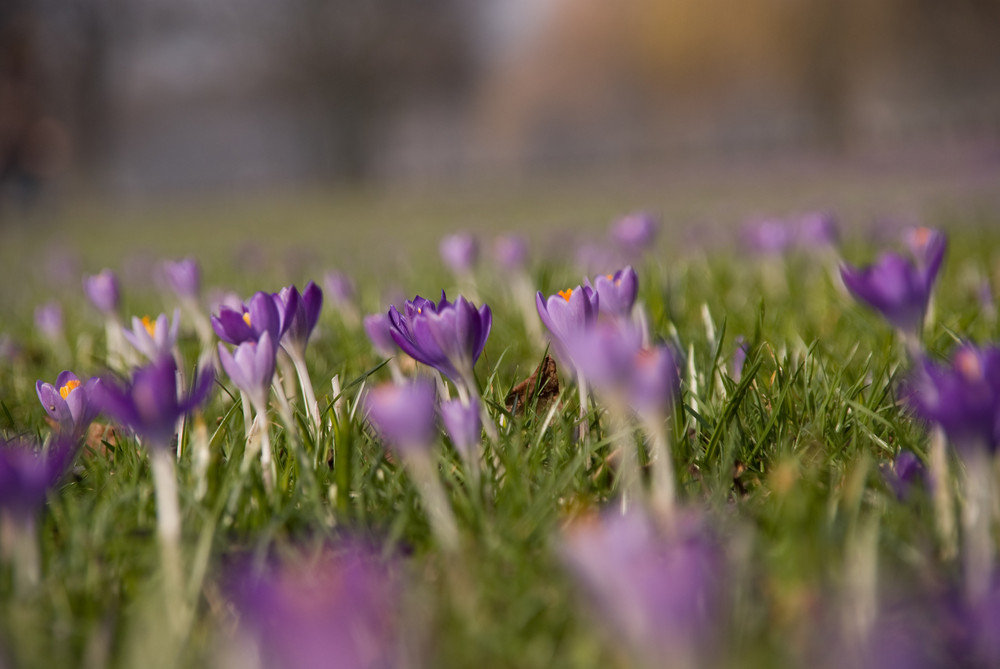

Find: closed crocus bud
[218,332,277,412]
[365,380,437,454]
[161,258,201,299]
[440,233,479,274]
[536,285,599,366]
[492,235,528,271]
[796,211,838,249]
[34,302,64,341]
[83,269,121,316]
[273,282,323,356]
[440,398,481,459]
[742,217,793,255]
[323,271,356,306]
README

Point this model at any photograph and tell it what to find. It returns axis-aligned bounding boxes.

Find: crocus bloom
[905,226,947,276]
[35,371,101,436]
[229,547,397,669]
[323,271,356,306]
[365,380,437,454]
[34,302,63,341]
[742,217,793,255]
[122,309,180,360]
[83,269,121,316]
[0,438,75,521]
[212,291,283,351]
[439,233,479,274]
[840,227,946,336]
[160,257,201,298]
[882,450,926,501]
[440,398,481,459]
[536,285,599,366]
[218,332,277,412]
[97,355,213,448]
[611,212,659,256]
[560,508,725,666]
[796,211,839,249]
[629,344,681,417]
[387,292,492,388]
[272,282,323,357]
[903,344,1000,454]
[364,313,398,358]
[588,266,638,319]
[492,235,528,271]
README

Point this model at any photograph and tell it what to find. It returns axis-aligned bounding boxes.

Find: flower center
[141,316,157,336]
[913,227,931,248]
[59,379,81,399]
[243,312,252,327]
[956,349,983,382]
[558,288,574,302]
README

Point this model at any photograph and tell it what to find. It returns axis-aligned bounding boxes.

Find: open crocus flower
[211,291,284,351]
[83,269,121,317]
[272,281,323,358]
[840,227,946,339]
[35,371,101,437]
[218,332,277,413]
[387,292,492,390]
[536,284,599,366]
[97,354,214,449]
[587,266,638,320]
[122,309,180,361]
[904,344,1000,455]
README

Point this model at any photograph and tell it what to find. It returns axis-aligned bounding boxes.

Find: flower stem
[645,414,676,521]
[405,451,459,553]
[150,447,185,633]
[290,350,321,434]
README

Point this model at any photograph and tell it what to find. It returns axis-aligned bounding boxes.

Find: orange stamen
[956,349,983,381]
[59,379,81,400]
[243,313,252,327]
[913,227,931,248]
[558,288,574,302]
[141,316,157,336]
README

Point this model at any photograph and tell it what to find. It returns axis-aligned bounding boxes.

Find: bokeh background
[2,0,999,263]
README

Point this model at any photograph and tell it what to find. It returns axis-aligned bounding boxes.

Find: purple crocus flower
[587,266,638,319]
[212,291,283,350]
[34,301,64,341]
[160,257,201,299]
[492,234,529,271]
[229,546,397,669]
[905,226,947,276]
[122,309,180,360]
[840,227,946,336]
[903,344,1000,454]
[560,508,725,666]
[536,285,599,366]
[796,211,839,249]
[440,398,481,459]
[364,313,398,358]
[272,282,323,357]
[629,344,681,417]
[742,217,794,255]
[35,371,101,437]
[439,233,479,274]
[387,292,492,387]
[365,380,437,454]
[97,355,213,448]
[882,450,926,501]
[0,438,75,521]
[322,271,356,306]
[611,212,659,256]
[218,332,277,412]
[83,269,121,316]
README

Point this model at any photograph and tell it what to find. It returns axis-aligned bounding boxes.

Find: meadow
[1,160,1000,668]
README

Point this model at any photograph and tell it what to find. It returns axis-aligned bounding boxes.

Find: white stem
[929,427,957,560]
[406,450,459,553]
[290,350,321,434]
[251,410,275,494]
[963,448,994,603]
[150,447,185,632]
[575,365,590,442]
[2,512,39,593]
[645,414,676,521]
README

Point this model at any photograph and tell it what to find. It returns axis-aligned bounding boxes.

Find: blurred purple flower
[629,344,681,417]
[273,282,323,357]
[439,233,479,274]
[387,292,491,387]
[536,285,599,366]
[35,371,101,437]
[212,291,283,350]
[122,310,180,360]
[492,234,529,271]
[34,301,63,340]
[795,211,839,249]
[731,336,750,382]
[365,379,437,454]
[882,450,926,501]
[904,344,1000,454]
[742,217,794,255]
[0,438,75,521]
[560,508,726,666]
[0,333,23,362]
[905,226,947,277]
[83,269,121,316]
[160,257,201,299]
[440,398,481,459]
[229,546,397,669]
[322,271,356,306]
[611,212,659,256]
[364,313,398,358]
[218,332,277,412]
[588,266,638,319]
[840,227,946,335]
[97,355,213,448]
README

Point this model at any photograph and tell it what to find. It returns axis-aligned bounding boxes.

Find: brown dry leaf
[505,355,560,416]
[85,422,119,456]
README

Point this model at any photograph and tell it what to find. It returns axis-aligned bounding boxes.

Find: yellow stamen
[59,379,81,400]
[956,349,983,381]
[141,316,157,336]
[605,274,614,280]
[243,313,252,327]
[558,288,574,302]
